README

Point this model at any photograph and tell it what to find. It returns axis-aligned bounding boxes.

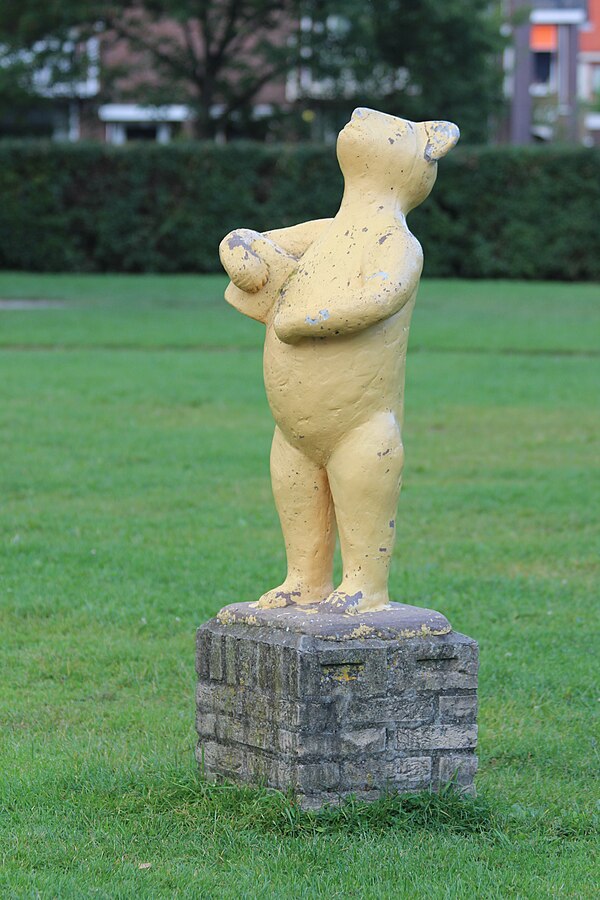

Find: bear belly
[263,310,412,460]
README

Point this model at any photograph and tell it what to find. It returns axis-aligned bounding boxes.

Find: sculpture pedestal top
[216,601,451,642]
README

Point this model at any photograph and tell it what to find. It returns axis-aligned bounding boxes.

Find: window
[533,51,552,85]
[125,124,158,141]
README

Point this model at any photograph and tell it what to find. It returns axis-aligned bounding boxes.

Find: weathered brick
[255,640,272,692]
[396,724,477,751]
[363,649,389,697]
[281,644,300,697]
[236,637,258,687]
[338,727,387,755]
[295,649,323,699]
[318,645,388,697]
[339,692,435,727]
[282,731,338,758]
[439,693,478,724]
[386,652,418,692]
[211,721,388,761]
[195,711,217,739]
[196,740,244,778]
[296,762,340,792]
[320,661,366,686]
[223,634,238,685]
[244,748,294,788]
[214,715,245,746]
[271,643,286,695]
[416,634,478,667]
[316,646,370,666]
[341,755,432,791]
[196,681,242,718]
[389,695,437,727]
[416,670,478,691]
[196,681,333,731]
[387,636,478,690]
[195,628,211,678]
[437,753,478,793]
[208,633,224,682]
[416,654,478,677]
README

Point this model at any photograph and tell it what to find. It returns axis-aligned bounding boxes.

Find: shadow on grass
[5,757,596,842]
[208,780,502,839]
[141,764,599,841]
[84,760,505,838]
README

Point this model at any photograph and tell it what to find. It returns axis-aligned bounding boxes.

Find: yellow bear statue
[219,108,459,615]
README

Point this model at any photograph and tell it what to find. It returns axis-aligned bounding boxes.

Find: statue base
[195,602,478,809]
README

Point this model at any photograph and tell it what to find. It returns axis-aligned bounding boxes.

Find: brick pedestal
[195,602,478,809]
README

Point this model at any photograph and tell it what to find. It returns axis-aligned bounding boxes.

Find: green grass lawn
[1,274,598,898]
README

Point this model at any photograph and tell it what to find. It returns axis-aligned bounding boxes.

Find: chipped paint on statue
[219,108,459,615]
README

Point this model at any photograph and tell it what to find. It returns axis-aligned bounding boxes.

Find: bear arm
[275,234,423,343]
[221,226,301,325]
[224,280,274,324]
[264,218,333,257]
[220,229,273,324]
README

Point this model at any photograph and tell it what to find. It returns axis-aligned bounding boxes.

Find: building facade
[508,0,600,144]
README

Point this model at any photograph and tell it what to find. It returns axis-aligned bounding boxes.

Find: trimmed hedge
[0,141,598,279]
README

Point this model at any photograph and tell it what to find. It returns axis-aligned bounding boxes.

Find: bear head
[336,107,459,213]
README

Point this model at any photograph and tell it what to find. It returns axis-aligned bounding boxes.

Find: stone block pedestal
[195,602,478,809]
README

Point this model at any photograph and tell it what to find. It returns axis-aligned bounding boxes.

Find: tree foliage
[0,1,506,141]
[1,141,599,278]
[371,0,506,142]
[297,0,506,143]
[0,0,307,138]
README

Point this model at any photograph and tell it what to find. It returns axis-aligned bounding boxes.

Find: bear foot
[252,580,332,610]
[319,587,390,615]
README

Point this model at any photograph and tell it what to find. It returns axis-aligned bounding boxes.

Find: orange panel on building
[530,24,557,52]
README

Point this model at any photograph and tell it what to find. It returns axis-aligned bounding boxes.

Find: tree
[372,0,506,142]
[291,0,506,144]
[0,0,506,142]
[0,0,310,138]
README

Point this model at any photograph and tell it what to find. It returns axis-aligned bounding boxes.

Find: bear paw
[219,228,270,294]
[319,588,390,615]
[252,581,331,609]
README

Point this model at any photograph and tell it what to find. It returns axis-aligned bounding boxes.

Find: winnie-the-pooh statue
[219,108,459,616]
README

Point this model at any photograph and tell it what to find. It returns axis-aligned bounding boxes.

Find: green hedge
[0,141,598,279]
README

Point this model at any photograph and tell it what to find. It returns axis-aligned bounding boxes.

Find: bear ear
[423,121,460,161]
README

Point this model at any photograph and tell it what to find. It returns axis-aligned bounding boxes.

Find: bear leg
[254,427,336,609]
[321,412,403,615]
